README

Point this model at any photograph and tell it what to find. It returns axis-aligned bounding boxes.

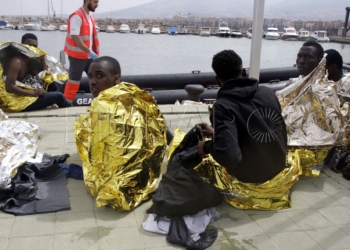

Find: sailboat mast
[61,0,63,18]
[48,0,51,22]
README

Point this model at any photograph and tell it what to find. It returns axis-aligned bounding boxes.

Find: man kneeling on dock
[193,50,300,210]
[74,56,167,211]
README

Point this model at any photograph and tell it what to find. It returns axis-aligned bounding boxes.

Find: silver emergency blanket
[0,117,41,190]
[276,58,344,146]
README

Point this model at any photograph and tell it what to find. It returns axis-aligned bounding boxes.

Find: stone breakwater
[3,17,237,35]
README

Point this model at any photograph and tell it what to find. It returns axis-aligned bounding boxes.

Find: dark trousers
[22,92,72,112]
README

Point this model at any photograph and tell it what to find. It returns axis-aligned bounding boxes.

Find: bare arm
[5,58,44,97]
[40,56,48,70]
[71,35,90,53]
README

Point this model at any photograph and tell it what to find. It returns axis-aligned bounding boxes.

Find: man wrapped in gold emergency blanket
[168,129,300,210]
[75,82,167,211]
[0,41,69,112]
[276,58,345,177]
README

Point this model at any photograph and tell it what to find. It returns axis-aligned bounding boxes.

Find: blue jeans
[22,92,72,111]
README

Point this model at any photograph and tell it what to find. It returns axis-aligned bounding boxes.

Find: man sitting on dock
[287,40,324,86]
[0,42,72,112]
[194,50,299,210]
[74,56,167,211]
[21,33,48,72]
[325,49,348,82]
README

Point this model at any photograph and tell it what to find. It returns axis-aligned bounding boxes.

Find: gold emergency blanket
[75,82,167,211]
[169,128,300,210]
[0,41,68,112]
[276,58,344,177]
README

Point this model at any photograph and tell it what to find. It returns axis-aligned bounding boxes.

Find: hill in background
[95,0,348,21]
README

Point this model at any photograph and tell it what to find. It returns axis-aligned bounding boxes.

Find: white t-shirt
[69,11,93,50]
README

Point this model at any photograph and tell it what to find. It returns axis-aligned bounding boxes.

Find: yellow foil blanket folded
[169,128,301,210]
[0,41,68,112]
[75,82,167,211]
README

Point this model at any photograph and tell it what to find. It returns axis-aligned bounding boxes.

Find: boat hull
[298,36,311,41]
[281,35,298,41]
[231,33,242,38]
[216,33,230,37]
[265,35,279,40]
[23,25,40,31]
[199,32,210,36]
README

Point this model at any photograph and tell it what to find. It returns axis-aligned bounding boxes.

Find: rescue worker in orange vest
[64,0,100,102]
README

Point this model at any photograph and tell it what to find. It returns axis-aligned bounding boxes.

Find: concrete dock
[1,105,350,250]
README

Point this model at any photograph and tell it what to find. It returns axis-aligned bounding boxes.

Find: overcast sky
[0,0,155,16]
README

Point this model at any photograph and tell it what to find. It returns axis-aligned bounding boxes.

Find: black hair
[302,40,324,61]
[325,49,343,70]
[212,50,242,81]
[94,56,121,76]
[21,33,37,43]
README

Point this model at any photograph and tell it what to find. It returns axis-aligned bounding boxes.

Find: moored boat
[41,24,56,31]
[298,28,310,41]
[199,27,210,36]
[136,23,147,34]
[23,20,41,31]
[106,25,115,33]
[0,21,13,30]
[310,30,330,42]
[246,28,252,39]
[168,26,178,35]
[281,27,298,41]
[216,21,230,37]
[119,24,130,33]
[265,27,279,40]
[231,29,242,38]
[59,24,67,32]
[151,25,161,34]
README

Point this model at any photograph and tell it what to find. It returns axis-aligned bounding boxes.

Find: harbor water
[1,30,350,75]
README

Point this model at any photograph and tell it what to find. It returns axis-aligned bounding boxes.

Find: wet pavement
[1,105,350,250]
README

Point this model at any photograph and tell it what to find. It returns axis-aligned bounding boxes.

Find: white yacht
[265,27,279,40]
[216,21,231,37]
[199,27,210,37]
[24,20,41,31]
[231,29,242,38]
[281,27,298,41]
[59,24,67,32]
[298,28,310,41]
[151,25,161,34]
[41,24,56,31]
[136,23,147,34]
[0,21,13,30]
[246,28,252,39]
[311,30,330,42]
[106,25,115,33]
[96,25,100,32]
[119,24,130,33]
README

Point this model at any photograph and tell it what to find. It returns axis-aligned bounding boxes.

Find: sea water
[1,30,349,75]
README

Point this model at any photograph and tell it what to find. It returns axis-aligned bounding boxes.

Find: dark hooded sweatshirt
[203,77,287,183]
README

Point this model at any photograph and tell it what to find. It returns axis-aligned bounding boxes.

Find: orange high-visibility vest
[64,7,100,59]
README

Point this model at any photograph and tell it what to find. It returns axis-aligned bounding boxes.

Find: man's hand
[197,141,208,158]
[198,123,214,138]
[88,51,98,60]
[33,88,46,97]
